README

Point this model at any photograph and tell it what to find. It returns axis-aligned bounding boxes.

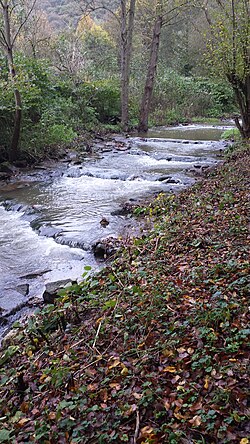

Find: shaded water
[0,124,231,335]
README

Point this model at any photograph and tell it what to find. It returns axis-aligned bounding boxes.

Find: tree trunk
[138,13,163,133]
[120,0,136,132]
[2,1,22,161]
[9,89,22,161]
[228,73,250,139]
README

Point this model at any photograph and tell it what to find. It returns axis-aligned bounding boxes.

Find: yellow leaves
[39,373,51,384]
[187,347,194,355]
[120,366,129,377]
[109,382,121,390]
[177,347,186,353]
[174,412,187,420]
[108,357,120,370]
[16,417,30,428]
[96,316,104,325]
[141,426,154,435]
[162,349,174,358]
[240,439,249,444]
[139,425,160,443]
[162,366,176,373]
[107,356,129,377]
[204,375,210,389]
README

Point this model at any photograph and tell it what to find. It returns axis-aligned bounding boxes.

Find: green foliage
[221,128,241,141]
[151,70,237,125]
[91,80,121,124]
[0,53,120,160]
[46,124,77,144]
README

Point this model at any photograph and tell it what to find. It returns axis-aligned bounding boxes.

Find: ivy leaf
[0,429,12,442]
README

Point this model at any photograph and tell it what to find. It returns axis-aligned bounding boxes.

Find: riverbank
[0,123,227,335]
[0,142,249,443]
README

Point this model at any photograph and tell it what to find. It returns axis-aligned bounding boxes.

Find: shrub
[46,124,77,144]
[151,70,237,124]
[90,80,121,123]
[221,128,241,141]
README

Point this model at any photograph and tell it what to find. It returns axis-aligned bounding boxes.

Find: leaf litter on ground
[0,145,249,443]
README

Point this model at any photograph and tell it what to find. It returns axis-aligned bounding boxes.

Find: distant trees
[138,0,189,133]
[78,0,136,130]
[0,0,248,164]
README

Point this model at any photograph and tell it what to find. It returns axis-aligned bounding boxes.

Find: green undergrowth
[0,145,249,443]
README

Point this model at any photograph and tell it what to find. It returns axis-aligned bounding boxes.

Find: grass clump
[221,128,241,141]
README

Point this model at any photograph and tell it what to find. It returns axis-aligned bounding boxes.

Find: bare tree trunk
[120,0,136,131]
[231,74,250,139]
[1,1,22,161]
[9,89,22,161]
[138,13,163,133]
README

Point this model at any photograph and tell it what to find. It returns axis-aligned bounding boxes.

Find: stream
[0,124,232,338]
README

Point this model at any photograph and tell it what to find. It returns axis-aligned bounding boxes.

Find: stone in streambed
[16,284,29,296]
[43,279,74,304]
[93,237,122,260]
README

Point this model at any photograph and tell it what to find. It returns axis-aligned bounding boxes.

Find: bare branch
[12,0,37,46]
[80,4,120,25]
[0,28,8,48]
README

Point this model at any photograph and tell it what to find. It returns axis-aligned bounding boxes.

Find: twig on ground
[133,409,140,444]
[93,319,103,348]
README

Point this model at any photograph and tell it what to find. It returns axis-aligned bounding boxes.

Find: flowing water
[0,124,231,337]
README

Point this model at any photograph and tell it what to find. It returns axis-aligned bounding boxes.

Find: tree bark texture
[1,1,22,161]
[138,13,163,133]
[120,0,136,131]
[229,73,250,139]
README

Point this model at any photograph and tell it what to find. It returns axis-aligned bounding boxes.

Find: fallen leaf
[20,401,29,413]
[204,375,209,389]
[108,358,120,370]
[133,392,143,400]
[162,349,174,357]
[140,426,154,437]
[87,383,99,392]
[121,366,129,376]
[163,366,176,373]
[109,383,121,390]
[48,412,56,420]
[189,415,202,427]
[17,418,30,428]
[190,400,203,412]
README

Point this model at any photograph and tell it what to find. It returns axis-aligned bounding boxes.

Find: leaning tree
[200,0,250,139]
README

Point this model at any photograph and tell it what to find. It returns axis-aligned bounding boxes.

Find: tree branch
[12,0,37,46]
[0,28,8,48]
